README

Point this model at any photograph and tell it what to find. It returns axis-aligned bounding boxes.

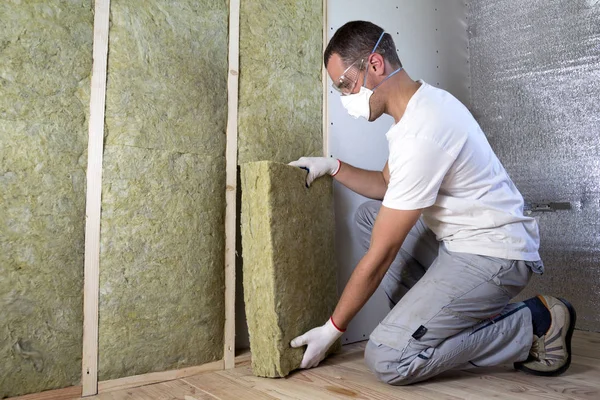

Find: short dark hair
[324,21,402,69]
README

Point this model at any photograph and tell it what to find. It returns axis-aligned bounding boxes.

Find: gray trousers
[356,201,543,385]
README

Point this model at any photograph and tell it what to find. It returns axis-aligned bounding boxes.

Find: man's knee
[354,200,381,231]
[364,339,414,386]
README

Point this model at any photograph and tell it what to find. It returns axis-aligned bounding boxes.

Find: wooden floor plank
[571,330,600,360]
[87,380,215,400]
[445,370,580,400]
[219,365,370,400]
[183,372,279,400]
[464,366,600,399]
[302,363,464,400]
[7,386,82,400]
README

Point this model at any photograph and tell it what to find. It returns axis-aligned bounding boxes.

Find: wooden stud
[322,0,329,157]
[81,0,110,396]
[97,359,224,393]
[224,0,241,370]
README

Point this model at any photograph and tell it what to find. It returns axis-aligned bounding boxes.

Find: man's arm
[331,205,420,330]
[289,157,389,200]
[334,161,389,200]
[291,206,422,368]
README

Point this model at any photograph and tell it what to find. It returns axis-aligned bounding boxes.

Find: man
[288,21,576,385]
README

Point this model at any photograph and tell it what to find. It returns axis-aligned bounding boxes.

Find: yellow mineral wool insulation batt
[241,161,339,377]
[97,0,229,380]
[0,1,93,397]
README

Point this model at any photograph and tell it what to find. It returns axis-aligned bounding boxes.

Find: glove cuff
[328,316,346,333]
[330,159,341,176]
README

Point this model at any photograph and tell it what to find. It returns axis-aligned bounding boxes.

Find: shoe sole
[515,298,577,377]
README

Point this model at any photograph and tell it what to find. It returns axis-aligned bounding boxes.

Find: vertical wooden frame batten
[224,0,241,369]
[82,0,111,396]
[322,0,329,156]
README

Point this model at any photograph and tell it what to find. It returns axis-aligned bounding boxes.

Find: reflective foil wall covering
[468,0,600,330]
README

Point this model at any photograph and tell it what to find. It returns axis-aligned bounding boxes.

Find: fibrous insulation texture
[98,0,228,380]
[241,161,338,377]
[0,1,92,397]
[238,0,323,164]
[468,1,600,330]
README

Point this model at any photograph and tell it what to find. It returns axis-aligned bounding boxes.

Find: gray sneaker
[515,296,577,376]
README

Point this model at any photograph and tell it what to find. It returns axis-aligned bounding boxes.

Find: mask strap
[363,31,388,86]
[371,31,386,53]
[373,67,403,91]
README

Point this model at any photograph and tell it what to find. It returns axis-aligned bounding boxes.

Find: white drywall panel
[327,0,470,344]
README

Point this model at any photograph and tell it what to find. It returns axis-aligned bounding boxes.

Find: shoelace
[530,331,565,367]
[530,336,549,366]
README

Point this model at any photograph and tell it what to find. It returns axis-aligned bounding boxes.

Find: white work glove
[290,317,345,369]
[288,157,341,187]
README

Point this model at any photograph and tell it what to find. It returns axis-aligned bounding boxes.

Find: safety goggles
[331,57,367,96]
[331,31,388,96]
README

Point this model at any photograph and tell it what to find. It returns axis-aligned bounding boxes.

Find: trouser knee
[364,339,414,386]
[354,200,381,232]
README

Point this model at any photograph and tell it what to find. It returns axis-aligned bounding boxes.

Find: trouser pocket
[492,259,532,299]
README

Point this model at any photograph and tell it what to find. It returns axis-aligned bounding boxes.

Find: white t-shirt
[382,81,540,261]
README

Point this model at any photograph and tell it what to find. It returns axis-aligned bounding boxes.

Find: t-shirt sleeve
[382,137,459,210]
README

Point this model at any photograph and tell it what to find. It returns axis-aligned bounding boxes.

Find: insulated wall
[0,1,92,397]
[468,1,600,330]
[98,0,228,380]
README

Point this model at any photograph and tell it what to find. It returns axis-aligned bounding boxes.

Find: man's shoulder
[414,88,474,128]
[389,86,474,155]
[388,119,470,158]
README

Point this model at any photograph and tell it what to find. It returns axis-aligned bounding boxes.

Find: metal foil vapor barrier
[467,0,600,330]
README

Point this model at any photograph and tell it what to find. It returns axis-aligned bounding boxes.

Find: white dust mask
[340,86,373,120]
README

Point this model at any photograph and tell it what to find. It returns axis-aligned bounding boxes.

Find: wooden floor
[12,330,599,400]
[81,330,600,400]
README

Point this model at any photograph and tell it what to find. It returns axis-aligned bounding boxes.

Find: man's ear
[369,53,386,76]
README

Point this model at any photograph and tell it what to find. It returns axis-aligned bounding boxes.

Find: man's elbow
[378,173,389,199]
